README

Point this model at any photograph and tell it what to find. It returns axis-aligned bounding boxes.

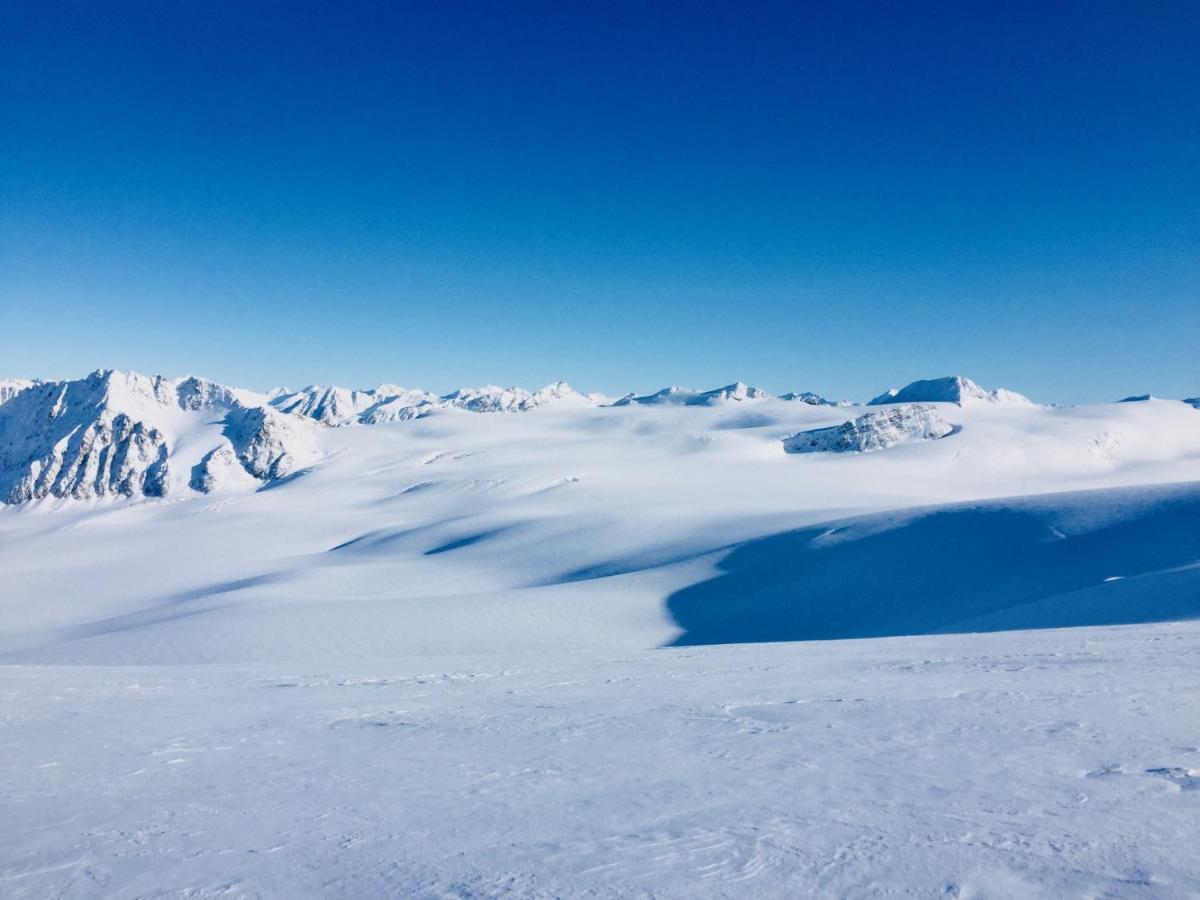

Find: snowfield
[2,371,1199,897]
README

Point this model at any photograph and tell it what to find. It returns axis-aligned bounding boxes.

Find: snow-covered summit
[274,381,596,423]
[0,378,39,406]
[0,370,316,503]
[868,376,1031,407]
[522,381,595,409]
[778,391,843,406]
[441,381,595,414]
[614,382,771,406]
[783,404,956,454]
[270,384,418,426]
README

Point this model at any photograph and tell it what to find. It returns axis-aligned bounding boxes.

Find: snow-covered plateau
[2,370,1199,898]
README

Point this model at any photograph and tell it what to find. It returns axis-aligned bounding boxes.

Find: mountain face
[868,376,1031,407]
[270,386,389,425]
[614,382,771,406]
[0,370,317,503]
[783,404,956,454]
[0,379,39,406]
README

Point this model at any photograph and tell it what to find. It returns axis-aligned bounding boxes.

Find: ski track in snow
[2,376,1200,896]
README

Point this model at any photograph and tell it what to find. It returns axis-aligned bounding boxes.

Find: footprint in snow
[1145,767,1200,790]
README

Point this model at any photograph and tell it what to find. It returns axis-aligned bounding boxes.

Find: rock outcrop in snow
[614,382,771,407]
[0,370,318,503]
[783,404,956,454]
[868,376,1031,407]
[192,405,318,489]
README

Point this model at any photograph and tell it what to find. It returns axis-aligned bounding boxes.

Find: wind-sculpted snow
[783,404,955,454]
[869,375,1031,406]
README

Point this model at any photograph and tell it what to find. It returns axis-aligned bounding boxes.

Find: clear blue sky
[3,1,1197,403]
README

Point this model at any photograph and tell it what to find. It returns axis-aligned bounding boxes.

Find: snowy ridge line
[0,370,317,503]
[1,368,1198,505]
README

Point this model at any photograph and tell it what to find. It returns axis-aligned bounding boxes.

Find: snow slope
[3,369,1200,896]
[4,624,1198,898]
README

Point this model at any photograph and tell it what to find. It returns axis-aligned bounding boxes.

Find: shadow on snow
[666,483,1200,646]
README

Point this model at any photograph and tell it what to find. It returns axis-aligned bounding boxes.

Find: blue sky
[3,1,1197,402]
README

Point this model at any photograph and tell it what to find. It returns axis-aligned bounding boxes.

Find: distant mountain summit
[868,376,1032,407]
[778,391,843,406]
[272,381,593,424]
[614,382,771,406]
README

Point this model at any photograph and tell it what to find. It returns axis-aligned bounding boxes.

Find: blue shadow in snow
[666,484,1200,646]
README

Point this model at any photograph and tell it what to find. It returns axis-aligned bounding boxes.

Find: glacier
[3,367,1200,897]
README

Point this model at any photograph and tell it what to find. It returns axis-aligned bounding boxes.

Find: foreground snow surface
[3,392,1200,896]
[3,626,1200,898]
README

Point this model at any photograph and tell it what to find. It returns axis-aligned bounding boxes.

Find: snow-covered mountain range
[2,369,1198,504]
[0,370,315,502]
[5,366,1200,897]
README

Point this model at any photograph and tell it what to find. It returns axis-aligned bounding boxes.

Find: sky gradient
[3,1,1198,403]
